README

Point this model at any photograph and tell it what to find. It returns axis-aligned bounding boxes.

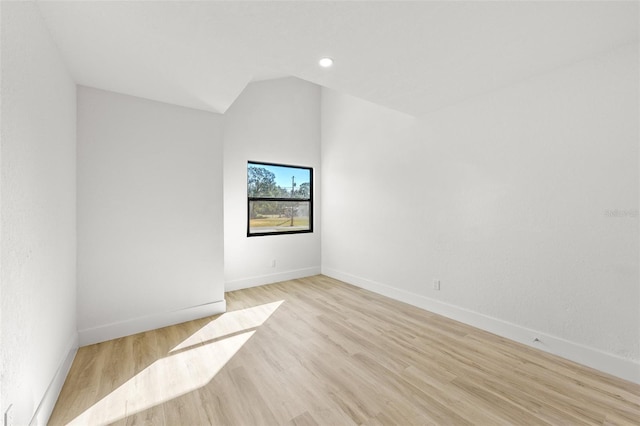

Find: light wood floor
[50,275,639,425]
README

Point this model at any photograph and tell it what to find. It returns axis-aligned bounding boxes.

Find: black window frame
[247,161,314,237]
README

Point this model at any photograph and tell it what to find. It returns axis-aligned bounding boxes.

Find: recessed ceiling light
[319,57,334,68]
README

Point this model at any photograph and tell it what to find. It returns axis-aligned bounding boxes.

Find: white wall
[322,43,639,382]
[77,87,225,345]
[224,78,321,290]
[0,2,77,424]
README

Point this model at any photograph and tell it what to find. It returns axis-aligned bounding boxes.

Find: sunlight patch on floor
[171,300,284,352]
[68,300,283,425]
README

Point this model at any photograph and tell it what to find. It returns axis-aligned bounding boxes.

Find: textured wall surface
[0,2,77,424]
[322,43,639,375]
[77,87,224,333]
[223,78,321,289]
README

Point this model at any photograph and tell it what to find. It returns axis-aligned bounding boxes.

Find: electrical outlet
[433,279,440,291]
[271,259,276,268]
[4,404,13,426]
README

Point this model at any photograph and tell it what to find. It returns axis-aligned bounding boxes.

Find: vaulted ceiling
[37,1,639,116]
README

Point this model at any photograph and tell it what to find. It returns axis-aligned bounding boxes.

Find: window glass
[247,162,313,236]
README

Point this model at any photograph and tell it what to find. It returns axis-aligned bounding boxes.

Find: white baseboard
[322,267,640,385]
[78,300,227,346]
[30,333,79,426]
[225,266,321,292]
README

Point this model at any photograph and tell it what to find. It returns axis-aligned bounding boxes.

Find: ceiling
[37,1,639,116]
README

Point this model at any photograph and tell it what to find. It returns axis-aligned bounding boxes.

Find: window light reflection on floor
[171,300,284,353]
[68,300,284,425]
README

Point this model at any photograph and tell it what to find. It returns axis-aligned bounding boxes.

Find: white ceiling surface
[37,1,639,116]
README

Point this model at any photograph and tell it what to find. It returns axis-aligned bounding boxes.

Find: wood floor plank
[49,275,640,425]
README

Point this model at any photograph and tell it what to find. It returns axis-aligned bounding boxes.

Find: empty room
[1,1,639,425]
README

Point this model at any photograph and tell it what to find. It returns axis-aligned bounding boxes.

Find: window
[247,161,313,237]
